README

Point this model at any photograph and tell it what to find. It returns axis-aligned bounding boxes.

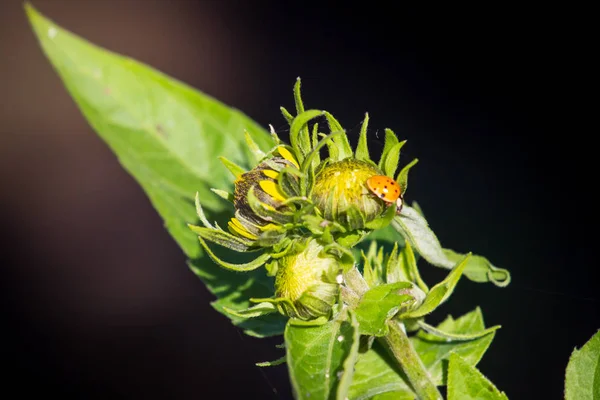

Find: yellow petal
[277,146,300,169]
[228,218,258,240]
[259,180,286,202]
[259,223,279,232]
[262,169,279,179]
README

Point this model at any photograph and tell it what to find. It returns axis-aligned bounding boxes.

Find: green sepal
[364,202,397,230]
[290,110,324,161]
[222,301,277,319]
[210,188,234,202]
[218,156,246,179]
[323,111,353,160]
[269,124,282,144]
[344,204,366,231]
[244,130,266,162]
[280,106,294,124]
[188,224,254,252]
[378,128,400,171]
[396,158,419,195]
[255,229,288,247]
[382,139,407,178]
[247,186,294,225]
[197,236,270,272]
[355,112,370,161]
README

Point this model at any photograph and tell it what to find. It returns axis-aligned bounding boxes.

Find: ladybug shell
[366,175,402,203]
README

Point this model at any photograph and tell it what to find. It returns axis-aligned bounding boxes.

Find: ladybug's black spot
[395,189,399,193]
[380,194,385,198]
[384,186,387,189]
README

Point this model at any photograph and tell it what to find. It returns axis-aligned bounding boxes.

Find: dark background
[1,1,597,399]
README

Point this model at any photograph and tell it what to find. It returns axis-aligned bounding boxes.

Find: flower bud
[274,239,341,320]
[311,158,384,229]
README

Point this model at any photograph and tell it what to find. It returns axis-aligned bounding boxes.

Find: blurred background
[1,1,596,399]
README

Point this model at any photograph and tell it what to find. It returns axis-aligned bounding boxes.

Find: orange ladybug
[366,175,403,213]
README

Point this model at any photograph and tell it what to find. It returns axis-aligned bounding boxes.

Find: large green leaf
[392,206,511,287]
[347,343,414,400]
[411,307,497,385]
[285,310,360,400]
[565,330,600,400]
[26,4,282,337]
[447,353,508,400]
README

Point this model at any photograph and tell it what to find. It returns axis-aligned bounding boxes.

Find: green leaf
[348,342,414,400]
[285,310,360,400]
[25,4,282,337]
[392,206,511,287]
[447,353,509,400]
[417,320,500,342]
[565,330,600,400]
[411,307,497,385]
[400,253,470,319]
[443,249,511,288]
[355,282,414,336]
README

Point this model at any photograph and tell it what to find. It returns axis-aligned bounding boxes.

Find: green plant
[26,4,598,399]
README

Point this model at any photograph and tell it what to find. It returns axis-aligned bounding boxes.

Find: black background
[1,1,597,399]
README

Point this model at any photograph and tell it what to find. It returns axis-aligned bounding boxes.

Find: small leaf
[324,111,353,160]
[382,140,407,178]
[411,307,497,385]
[219,156,246,179]
[244,130,266,162]
[290,110,324,161]
[393,206,511,287]
[400,253,470,319]
[565,330,600,400]
[378,128,400,171]
[443,249,511,287]
[396,158,419,195]
[355,282,414,336]
[417,320,501,342]
[364,202,397,230]
[222,301,277,319]
[355,113,370,161]
[447,353,508,400]
[348,342,414,400]
[398,240,429,292]
[197,237,270,272]
[188,224,254,252]
[285,310,360,400]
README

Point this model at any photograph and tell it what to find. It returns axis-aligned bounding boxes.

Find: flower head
[188,78,418,321]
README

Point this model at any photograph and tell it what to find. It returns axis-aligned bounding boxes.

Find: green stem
[381,319,443,400]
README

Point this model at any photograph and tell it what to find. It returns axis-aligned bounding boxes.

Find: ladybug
[366,175,403,213]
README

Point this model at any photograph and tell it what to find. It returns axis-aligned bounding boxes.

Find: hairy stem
[381,319,443,400]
